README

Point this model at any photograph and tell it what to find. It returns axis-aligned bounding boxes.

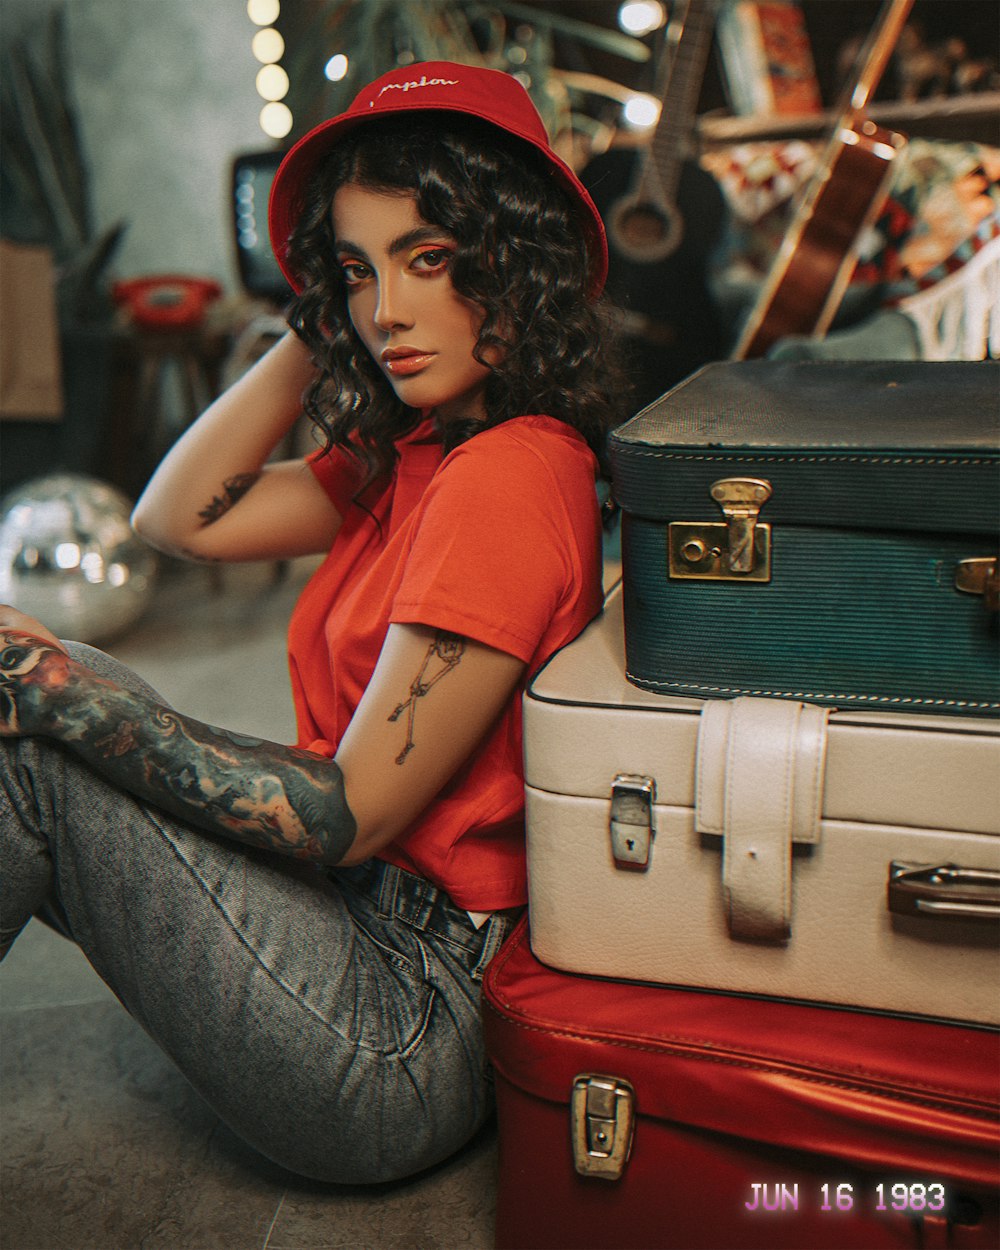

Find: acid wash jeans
[0,643,519,1184]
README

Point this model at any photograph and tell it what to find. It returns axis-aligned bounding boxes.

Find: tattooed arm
[132,331,342,563]
[0,605,523,864]
[0,623,356,865]
[334,623,525,862]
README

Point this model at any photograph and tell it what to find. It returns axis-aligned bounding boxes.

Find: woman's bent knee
[64,642,165,702]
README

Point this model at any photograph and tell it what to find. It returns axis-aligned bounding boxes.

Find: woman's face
[331,183,491,423]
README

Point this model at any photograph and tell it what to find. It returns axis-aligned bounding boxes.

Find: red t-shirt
[287,414,603,910]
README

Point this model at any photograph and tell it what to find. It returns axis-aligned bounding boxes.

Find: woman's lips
[381,349,435,376]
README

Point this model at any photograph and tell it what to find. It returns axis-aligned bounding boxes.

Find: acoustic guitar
[580,0,727,408]
[732,0,914,360]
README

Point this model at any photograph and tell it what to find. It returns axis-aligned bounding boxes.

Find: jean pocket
[347,915,437,1058]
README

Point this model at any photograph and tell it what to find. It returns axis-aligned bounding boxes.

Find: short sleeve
[308,445,363,518]
[390,425,594,662]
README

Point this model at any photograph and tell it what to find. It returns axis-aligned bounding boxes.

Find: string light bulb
[622,93,660,130]
[248,0,290,137]
[252,27,284,64]
[260,101,293,139]
[324,54,349,82]
[618,1,666,37]
[247,0,280,26]
[256,63,289,101]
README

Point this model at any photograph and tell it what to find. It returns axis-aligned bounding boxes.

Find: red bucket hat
[268,60,608,299]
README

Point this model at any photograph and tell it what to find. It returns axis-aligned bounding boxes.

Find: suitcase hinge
[668,477,772,582]
[955,557,998,610]
[610,774,656,871]
[571,1075,635,1181]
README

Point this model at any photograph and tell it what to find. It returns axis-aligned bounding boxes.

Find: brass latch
[668,477,773,582]
[955,557,999,611]
[610,774,656,871]
[570,1075,635,1180]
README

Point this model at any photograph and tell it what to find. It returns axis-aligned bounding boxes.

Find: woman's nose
[373,272,414,333]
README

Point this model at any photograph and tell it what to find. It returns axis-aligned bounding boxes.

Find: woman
[0,62,622,1183]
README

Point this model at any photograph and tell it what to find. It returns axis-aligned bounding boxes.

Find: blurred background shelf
[700,90,1000,146]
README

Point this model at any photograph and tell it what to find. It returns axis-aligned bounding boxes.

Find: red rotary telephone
[113,275,222,330]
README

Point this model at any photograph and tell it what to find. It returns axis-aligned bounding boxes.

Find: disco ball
[0,473,158,644]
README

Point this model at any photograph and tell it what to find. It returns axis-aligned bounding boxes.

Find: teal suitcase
[608,361,999,717]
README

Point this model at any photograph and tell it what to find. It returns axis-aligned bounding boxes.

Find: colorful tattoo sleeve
[0,631,356,865]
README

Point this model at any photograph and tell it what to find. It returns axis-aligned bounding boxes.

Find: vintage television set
[231,149,294,305]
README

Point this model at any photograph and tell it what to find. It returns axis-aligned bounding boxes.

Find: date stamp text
[744,1181,947,1214]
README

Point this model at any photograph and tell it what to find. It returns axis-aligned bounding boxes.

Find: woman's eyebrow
[333,226,452,260]
[387,226,453,256]
[333,239,369,261]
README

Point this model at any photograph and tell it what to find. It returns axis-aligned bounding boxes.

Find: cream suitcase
[524,584,1000,1026]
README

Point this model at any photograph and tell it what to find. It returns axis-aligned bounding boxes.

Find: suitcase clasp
[955,557,999,610]
[668,477,772,582]
[610,774,656,871]
[571,1075,635,1180]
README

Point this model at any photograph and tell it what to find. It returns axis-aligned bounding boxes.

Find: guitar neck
[639,0,716,202]
[838,0,914,124]
[810,0,914,213]
[731,0,915,360]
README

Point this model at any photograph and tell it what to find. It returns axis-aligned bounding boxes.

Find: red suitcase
[482,919,1000,1250]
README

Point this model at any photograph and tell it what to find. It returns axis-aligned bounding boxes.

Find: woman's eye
[413,249,451,273]
[339,261,370,286]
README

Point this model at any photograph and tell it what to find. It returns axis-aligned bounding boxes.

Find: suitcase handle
[887,861,1000,922]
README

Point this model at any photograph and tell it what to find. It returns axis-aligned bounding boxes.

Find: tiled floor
[1,560,497,1250]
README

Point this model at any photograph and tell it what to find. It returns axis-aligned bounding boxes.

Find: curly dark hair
[283,113,630,491]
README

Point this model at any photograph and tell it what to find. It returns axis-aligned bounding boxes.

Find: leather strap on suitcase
[697,697,829,941]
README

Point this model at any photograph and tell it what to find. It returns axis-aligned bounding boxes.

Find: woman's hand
[0,606,70,736]
[0,606,68,653]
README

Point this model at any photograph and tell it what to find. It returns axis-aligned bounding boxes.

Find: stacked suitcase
[482,362,1000,1249]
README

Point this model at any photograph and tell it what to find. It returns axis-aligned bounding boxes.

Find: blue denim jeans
[0,643,520,1183]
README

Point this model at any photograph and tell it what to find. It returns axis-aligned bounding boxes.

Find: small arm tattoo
[387,631,465,765]
[197,472,260,525]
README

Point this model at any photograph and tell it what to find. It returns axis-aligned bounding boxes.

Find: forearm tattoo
[388,631,465,764]
[0,633,54,733]
[0,631,356,865]
[197,471,260,525]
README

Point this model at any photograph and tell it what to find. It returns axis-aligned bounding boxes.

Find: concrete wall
[4,0,266,291]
